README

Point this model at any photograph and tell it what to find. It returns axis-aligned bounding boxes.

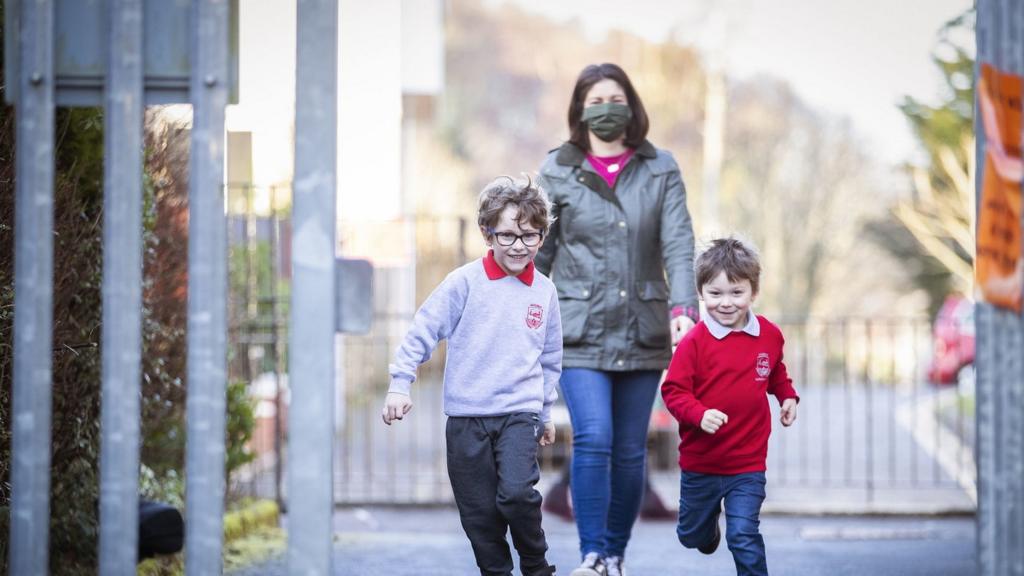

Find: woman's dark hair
[567,63,650,151]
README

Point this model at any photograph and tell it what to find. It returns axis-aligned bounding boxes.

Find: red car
[927,296,975,385]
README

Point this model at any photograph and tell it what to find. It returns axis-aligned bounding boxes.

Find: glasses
[487,228,544,247]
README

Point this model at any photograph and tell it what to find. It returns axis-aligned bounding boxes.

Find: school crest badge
[755,352,771,379]
[526,304,544,329]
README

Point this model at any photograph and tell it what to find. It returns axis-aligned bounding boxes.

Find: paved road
[234,506,975,576]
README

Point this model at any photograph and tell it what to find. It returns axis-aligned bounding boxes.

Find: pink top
[586,149,634,188]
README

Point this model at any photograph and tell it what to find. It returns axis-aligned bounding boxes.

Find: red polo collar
[483,250,535,286]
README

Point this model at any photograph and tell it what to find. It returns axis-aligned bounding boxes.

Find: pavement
[232,506,976,576]
[236,381,980,574]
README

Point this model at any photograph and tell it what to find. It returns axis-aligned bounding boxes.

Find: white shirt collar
[704,310,760,340]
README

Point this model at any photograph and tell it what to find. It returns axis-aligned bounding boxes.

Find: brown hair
[567,63,650,152]
[695,238,761,294]
[477,175,552,235]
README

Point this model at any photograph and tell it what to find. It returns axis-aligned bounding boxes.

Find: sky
[228,0,973,212]
[486,0,973,166]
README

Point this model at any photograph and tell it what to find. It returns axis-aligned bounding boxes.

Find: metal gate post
[289,0,339,573]
[98,0,145,574]
[976,1,1024,574]
[8,0,56,574]
[185,0,231,573]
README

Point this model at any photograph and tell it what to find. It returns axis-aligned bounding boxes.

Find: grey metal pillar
[185,0,231,573]
[288,0,339,574]
[98,0,145,573]
[9,0,56,574]
[976,0,1024,574]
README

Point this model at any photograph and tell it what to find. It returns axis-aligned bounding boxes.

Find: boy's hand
[780,398,798,426]
[539,421,556,446]
[382,392,413,425]
[700,409,728,434]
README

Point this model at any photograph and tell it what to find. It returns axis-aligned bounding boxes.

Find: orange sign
[976,63,1023,311]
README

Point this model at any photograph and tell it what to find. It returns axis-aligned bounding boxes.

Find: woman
[535,63,699,576]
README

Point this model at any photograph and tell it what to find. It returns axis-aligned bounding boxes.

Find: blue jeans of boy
[560,368,661,558]
[676,471,768,576]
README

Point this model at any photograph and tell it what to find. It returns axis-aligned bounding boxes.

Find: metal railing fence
[225,206,976,508]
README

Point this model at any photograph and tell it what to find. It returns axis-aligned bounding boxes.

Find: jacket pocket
[556,280,593,345]
[634,280,670,349]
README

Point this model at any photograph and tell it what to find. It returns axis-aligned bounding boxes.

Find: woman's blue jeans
[676,471,768,576]
[560,368,661,558]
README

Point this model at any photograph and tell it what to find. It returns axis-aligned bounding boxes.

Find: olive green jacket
[536,141,698,371]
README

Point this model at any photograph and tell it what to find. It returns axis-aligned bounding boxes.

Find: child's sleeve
[660,335,707,428]
[387,273,467,395]
[767,339,800,405]
[539,289,563,423]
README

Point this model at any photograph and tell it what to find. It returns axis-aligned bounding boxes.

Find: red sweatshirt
[661,315,799,475]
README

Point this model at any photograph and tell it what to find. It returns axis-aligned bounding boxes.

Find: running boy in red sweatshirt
[661,238,799,576]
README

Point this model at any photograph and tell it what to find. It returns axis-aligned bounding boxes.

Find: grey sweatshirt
[388,257,562,422]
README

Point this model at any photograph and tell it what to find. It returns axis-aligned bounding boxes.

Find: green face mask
[582,102,633,142]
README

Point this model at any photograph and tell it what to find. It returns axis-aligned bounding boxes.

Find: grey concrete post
[185,0,231,573]
[98,0,145,573]
[976,0,1024,574]
[9,0,56,574]
[288,0,339,573]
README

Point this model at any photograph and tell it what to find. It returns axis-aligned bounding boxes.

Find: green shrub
[226,380,257,492]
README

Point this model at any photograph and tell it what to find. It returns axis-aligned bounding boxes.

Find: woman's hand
[671,315,696,346]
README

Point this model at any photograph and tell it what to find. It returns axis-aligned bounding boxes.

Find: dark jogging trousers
[446,413,555,576]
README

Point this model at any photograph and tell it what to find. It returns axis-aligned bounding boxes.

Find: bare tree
[721,78,906,318]
[877,10,975,309]
[891,135,974,291]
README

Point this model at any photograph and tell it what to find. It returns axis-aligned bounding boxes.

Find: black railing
[223,205,975,508]
[230,303,976,508]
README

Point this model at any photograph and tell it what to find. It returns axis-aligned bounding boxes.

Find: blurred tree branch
[886,9,975,299]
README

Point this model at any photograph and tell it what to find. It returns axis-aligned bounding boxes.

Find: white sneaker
[570,552,606,576]
[604,556,627,576]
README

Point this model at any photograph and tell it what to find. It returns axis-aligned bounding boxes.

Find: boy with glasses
[383,176,561,576]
